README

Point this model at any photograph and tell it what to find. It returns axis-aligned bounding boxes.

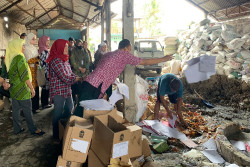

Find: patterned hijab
[5,38,32,80]
[38,35,50,55]
[46,39,69,63]
[24,33,38,61]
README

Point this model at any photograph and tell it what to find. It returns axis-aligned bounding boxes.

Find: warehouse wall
[223,17,250,35]
[0,18,27,57]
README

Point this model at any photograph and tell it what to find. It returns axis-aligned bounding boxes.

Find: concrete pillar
[122,0,136,123]
[105,0,111,51]
[101,9,104,42]
[86,22,89,44]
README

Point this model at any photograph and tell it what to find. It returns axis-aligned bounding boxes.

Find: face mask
[76,45,82,50]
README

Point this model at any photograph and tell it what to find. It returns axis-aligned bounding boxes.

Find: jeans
[12,99,37,134]
[52,95,73,139]
[31,87,39,111]
[41,87,49,107]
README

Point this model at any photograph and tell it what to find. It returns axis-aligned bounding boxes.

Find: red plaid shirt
[84,50,141,94]
[49,58,76,100]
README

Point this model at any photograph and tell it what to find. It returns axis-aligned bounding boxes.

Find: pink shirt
[84,50,142,94]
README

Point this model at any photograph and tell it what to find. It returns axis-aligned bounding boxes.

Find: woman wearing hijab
[24,33,40,113]
[46,39,81,140]
[38,35,52,109]
[5,38,45,135]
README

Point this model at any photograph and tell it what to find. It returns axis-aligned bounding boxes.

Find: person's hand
[79,67,86,74]
[163,55,173,61]
[31,89,35,98]
[74,77,81,83]
[167,111,173,119]
[3,81,10,90]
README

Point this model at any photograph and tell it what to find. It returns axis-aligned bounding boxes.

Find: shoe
[42,104,52,109]
[32,110,38,114]
[32,130,45,136]
[15,128,25,135]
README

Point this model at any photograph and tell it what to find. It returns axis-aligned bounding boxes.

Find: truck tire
[156,69,162,74]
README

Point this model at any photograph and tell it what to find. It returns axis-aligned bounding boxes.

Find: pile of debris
[176,19,250,83]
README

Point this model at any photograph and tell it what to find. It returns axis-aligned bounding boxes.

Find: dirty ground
[0,71,249,166]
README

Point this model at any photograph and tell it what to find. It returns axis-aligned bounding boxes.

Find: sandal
[15,128,25,135]
[32,129,45,136]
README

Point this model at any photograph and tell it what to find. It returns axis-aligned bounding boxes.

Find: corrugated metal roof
[186,0,250,21]
[0,0,107,30]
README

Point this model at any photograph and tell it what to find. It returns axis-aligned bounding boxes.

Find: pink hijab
[38,35,50,55]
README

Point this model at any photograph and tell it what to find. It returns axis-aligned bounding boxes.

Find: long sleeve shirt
[49,58,77,100]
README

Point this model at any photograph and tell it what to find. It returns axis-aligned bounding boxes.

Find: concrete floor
[0,107,60,167]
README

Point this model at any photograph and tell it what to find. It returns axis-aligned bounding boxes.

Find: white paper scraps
[71,139,89,153]
[143,120,160,127]
[230,140,246,151]
[117,83,129,100]
[167,115,177,128]
[180,139,198,148]
[151,122,188,140]
[112,141,129,159]
[201,149,225,164]
[184,62,210,83]
[187,56,200,66]
[109,89,123,106]
[203,138,217,150]
[225,164,239,167]
[0,123,3,126]
[199,55,216,72]
[79,99,113,111]
[142,126,157,135]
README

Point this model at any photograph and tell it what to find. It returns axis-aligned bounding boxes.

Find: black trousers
[31,87,39,111]
[41,87,49,107]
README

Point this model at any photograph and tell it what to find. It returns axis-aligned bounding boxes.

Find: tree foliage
[143,0,162,37]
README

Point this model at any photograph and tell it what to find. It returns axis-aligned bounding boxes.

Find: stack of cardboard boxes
[56,108,151,167]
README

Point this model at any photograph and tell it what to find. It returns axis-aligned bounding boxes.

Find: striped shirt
[9,55,31,100]
[49,58,76,100]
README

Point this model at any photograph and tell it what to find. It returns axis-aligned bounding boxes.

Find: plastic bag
[135,75,149,122]
[226,38,245,50]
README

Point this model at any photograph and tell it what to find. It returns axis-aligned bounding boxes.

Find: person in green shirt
[5,38,45,135]
[70,39,89,104]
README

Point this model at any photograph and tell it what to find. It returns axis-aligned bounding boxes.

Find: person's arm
[160,95,173,119]
[139,55,173,65]
[0,77,10,90]
[25,79,35,98]
[176,98,188,127]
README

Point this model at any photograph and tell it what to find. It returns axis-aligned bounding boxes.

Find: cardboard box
[56,155,82,167]
[142,139,151,158]
[123,123,142,158]
[88,149,106,167]
[59,119,69,141]
[62,116,93,163]
[91,115,131,165]
[0,100,4,111]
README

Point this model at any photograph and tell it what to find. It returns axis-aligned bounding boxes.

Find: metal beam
[82,0,102,9]
[35,0,52,20]
[6,0,44,25]
[185,0,209,14]
[36,15,60,29]
[60,6,90,21]
[26,6,57,27]
[0,0,23,15]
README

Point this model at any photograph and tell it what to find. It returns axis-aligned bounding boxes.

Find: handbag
[37,64,46,87]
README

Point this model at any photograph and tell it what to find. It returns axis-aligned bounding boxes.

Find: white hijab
[24,33,38,61]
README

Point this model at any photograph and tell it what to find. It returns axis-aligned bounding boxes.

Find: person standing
[70,39,89,108]
[154,73,188,127]
[93,42,107,69]
[24,33,40,114]
[46,39,81,140]
[74,39,173,117]
[38,35,52,109]
[5,38,44,135]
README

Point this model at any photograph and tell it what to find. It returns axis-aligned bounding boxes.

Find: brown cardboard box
[62,116,93,163]
[88,149,106,167]
[108,158,133,167]
[123,123,142,158]
[56,155,82,167]
[91,115,131,165]
[59,119,68,141]
[0,100,4,111]
[83,108,116,119]
[142,139,151,158]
